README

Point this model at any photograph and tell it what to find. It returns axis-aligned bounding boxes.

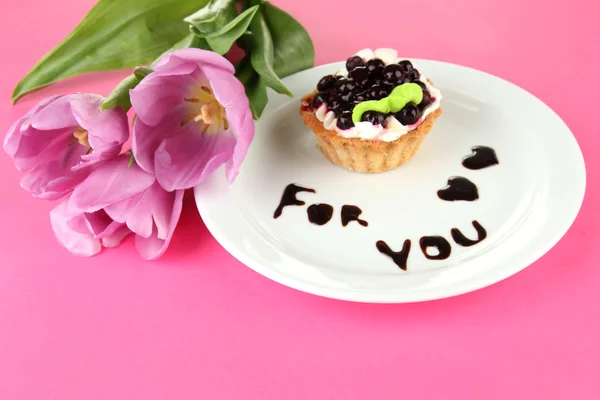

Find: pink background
[0,0,599,398]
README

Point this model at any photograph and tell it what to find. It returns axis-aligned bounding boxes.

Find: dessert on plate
[300,48,443,173]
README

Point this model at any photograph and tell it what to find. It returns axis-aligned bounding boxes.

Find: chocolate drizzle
[273,184,316,218]
[376,240,412,271]
[462,146,499,170]
[419,236,452,260]
[451,220,487,247]
[307,204,334,225]
[341,205,368,227]
[437,177,479,202]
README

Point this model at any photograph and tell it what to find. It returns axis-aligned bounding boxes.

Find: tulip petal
[153,122,236,191]
[101,225,132,248]
[130,182,173,239]
[65,209,123,239]
[130,63,198,127]
[123,192,155,239]
[131,106,187,175]
[104,192,144,223]
[11,128,74,172]
[135,189,184,260]
[4,95,61,158]
[68,154,155,214]
[4,116,29,159]
[20,143,90,200]
[196,64,254,184]
[65,213,94,235]
[200,65,247,108]
[224,103,254,183]
[69,94,127,145]
[84,210,116,237]
[50,200,101,257]
[74,145,121,171]
[68,93,129,169]
[28,96,79,131]
[105,183,174,240]
[153,48,235,75]
[131,118,161,175]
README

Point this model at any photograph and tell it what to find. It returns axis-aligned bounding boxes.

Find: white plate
[194,59,586,303]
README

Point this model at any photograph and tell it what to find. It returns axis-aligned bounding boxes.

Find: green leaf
[237,31,254,53]
[245,75,268,119]
[248,6,292,96]
[185,0,237,34]
[236,56,268,119]
[235,56,255,85]
[154,32,211,63]
[100,66,152,111]
[100,74,140,111]
[133,66,153,80]
[12,0,211,103]
[261,3,315,78]
[127,151,136,167]
[192,5,259,55]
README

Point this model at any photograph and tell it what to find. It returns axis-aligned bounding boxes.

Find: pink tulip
[4,93,129,200]
[130,48,255,191]
[50,154,184,260]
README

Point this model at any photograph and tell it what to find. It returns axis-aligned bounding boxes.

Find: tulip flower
[50,154,184,260]
[4,94,129,200]
[130,48,255,191]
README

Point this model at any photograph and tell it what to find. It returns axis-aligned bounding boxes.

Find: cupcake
[300,48,443,173]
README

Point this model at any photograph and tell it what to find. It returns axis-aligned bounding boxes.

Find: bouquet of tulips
[4,0,314,259]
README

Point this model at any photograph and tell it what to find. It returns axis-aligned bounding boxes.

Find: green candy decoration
[352,83,424,123]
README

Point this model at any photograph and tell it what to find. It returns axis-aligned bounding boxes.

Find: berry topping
[361,111,388,128]
[382,83,396,96]
[398,60,414,71]
[335,105,353,117]
[395,103,422,125]
[345,56,365,72]
[352,91,369,104]
[366,58,386,74]
[414,80,426,90]
[420,90,432,109]
[406,69,420,82]
[368,70,384,85]
[328,98,341,111]
[335,79,356,97]
[314,54,436,131]
[317,75,337,91]
[349,66,369,87]
[382,64,405,85]
[312,92,329,109]
[336,110,355,130]
[367,84,389,100]
[340,92,354,103]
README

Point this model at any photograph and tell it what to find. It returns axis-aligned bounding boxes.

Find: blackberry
[395,103,422,125]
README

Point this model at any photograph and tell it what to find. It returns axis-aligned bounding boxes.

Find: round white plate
[194,59,586,303]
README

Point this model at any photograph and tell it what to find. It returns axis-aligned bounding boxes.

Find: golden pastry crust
[300,90,443,173]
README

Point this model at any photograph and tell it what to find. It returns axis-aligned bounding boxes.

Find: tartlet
[300,48,443,173]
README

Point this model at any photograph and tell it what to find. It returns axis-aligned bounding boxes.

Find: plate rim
[194,58,587,303]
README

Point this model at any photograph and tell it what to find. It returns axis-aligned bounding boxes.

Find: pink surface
[0,0,598,398]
